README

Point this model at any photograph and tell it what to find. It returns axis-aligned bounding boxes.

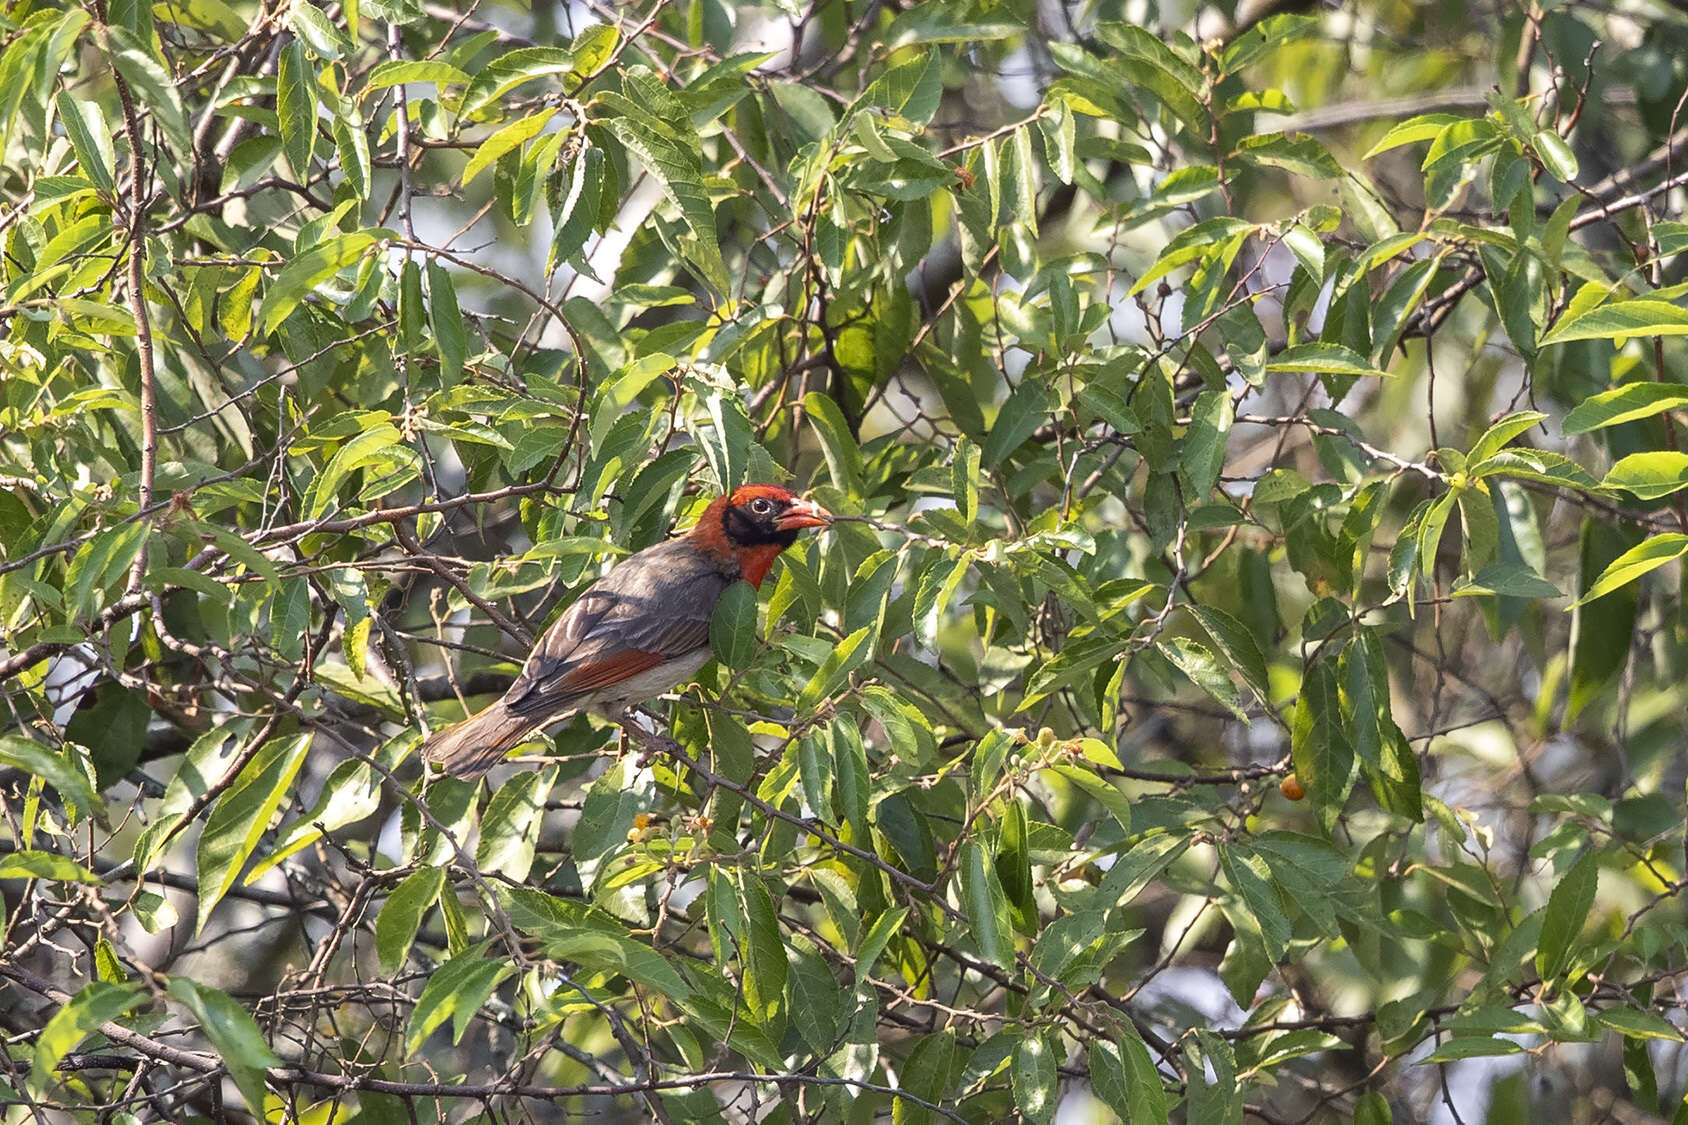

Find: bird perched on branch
[422,484,832,779]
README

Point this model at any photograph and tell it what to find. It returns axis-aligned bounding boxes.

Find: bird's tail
[421,701,537,781]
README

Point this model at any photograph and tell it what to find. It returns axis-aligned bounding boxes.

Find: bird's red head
[689,484,832,588]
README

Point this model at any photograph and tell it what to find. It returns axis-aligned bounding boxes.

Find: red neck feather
[685,489,802,589]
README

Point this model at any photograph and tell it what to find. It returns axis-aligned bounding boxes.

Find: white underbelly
[587,648,712,711]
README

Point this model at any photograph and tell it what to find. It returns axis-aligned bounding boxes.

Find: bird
[421,483,832,779]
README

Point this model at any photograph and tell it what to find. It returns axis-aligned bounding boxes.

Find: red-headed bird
[422,484,832,779]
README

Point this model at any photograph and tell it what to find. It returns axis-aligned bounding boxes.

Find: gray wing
[502,538,732,721]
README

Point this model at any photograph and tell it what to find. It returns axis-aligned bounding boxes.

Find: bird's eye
[749,497,774,515]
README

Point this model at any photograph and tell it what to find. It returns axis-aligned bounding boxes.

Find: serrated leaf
[461,107,556,186]
[30,981,145,1095]
[0,850,99,882]
[404,942,513,1054]
[1220,845,1290,962]
[1466,411,1546,465]
[55,93,114,194]
[1363,113,1462,158]
[376,867,446,974]
[1290,658,1355,830]
[1188,604,1271,706]
[803,391,863,494]
[1594,1006,1684,1041]
[740,875,786,1029]
[1601,452,1688,499]
[913,554,969,647]
[277,41,318,176]
[1544,298,1688,345]
[259,231,379,332]
[1563,383,1688,434]
[365,60,470,90]
[427,262,468,386]
[1180,389,1233,498]
[1264,342,1390,378]
[167,977,282,1112]
[195,732,311,934]
[1012,1033,1058,1125]
[959,839,1014,969]
[1569,534,1688,607]
[1090,1031,1169,1124]
[477,767,554,883]
[0,735,104,821]
[1450,561,1563,600]
[1157,636,1249,720]
[709,580,758,668]
[1535,850,1598,980]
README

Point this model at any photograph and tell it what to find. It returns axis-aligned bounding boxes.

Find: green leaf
[953,437,981,525]
[803,391,863,494]
[1569,519,1641,722]
[461,107,557,185]
[1466,411,1546,465]
[1219,845,1290,962]
[195,732,312,935]
[1533,129,1579,181]
[913,553,969,647]
[1090,1030,1169,1124]
[709,579,759,668]
[1594,1006,1684,1041]
[1450,561,1563,600]
[305,422,405,519]
[740,875,787,1029]
[259,231,379,333]
[853,907,908,987]
[1363,113,1463,158]
[376,867,446,974]
[404,942,513,1054]
[1601,452,1688,500]
[958,839,1014,969]
[1570,534,1688,607]
[600,74,729,297]
[1264,342,1390,378]
[248,757,382,883]
[55,93,114,194]
[1535,850,1598,980]
[1563,383,1688,434]
[1012,1033,1059,1125]
[460,46,579,119]
[894,1031,958,1125]
[1420,1036,1525,1063]
[427,262,468,386]
[0,850,99,882]
[167,977,282,1112]
[30,981,145,1094]
[833,716,871,843]
[1157,636,1250,720]
[66,521,146,619]
[278,41,318,177]
[1290,658,1355,830]
[1188,604,1271,707]
[1180,389,1234,498]
[107,32,190,157]
[1543,298,1688,345]
[0,735,104,821]
[332,106,372,199]
[365,60,471,90]
[477,767,554,883]
[981,378,1053,466]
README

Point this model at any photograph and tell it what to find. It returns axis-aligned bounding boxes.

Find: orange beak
[776,497,833,531]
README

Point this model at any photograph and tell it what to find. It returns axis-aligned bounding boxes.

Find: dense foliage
[3,0,1688,1121]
